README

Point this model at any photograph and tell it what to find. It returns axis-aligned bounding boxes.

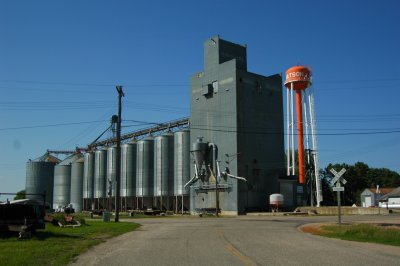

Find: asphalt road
[71,214,400,266]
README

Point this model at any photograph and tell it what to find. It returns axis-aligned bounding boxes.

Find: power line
[0,77,398,89]
[314,78,400,84]
[189,126,400,136]
[1,116,399,135]
[0,79,188,87]
[0,120,108,131]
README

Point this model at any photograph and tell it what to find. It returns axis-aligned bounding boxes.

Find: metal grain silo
[94,149,107,199]
[53,153,82,209]
[70,157,84,212]
[83,152,95,210]
[136,137,154,200]
[107,146,117,197]
[154,133,174,210]
[154,133,174,198]
[174,130,190,196]
[121,142,137,197]
[26,153,60,207]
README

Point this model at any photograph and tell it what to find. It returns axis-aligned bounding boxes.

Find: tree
[321,162,400,206]
[14,190,26,200]
[319,168,335,206]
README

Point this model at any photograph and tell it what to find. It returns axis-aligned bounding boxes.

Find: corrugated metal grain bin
[94,149,107,198]
[70,157,84,212]
[53,153,82,209]
[121,143,137,197]
[154,133,174,196]
[136,137,154,197]
[83,152,95,199]
[26,153,60,207]
[174,130,190,196]
[107,146,117,197]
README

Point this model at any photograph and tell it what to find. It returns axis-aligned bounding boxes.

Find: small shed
[360,187,394,207]
[379,187,400,209]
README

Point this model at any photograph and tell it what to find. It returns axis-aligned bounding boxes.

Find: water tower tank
[284,66,311,90]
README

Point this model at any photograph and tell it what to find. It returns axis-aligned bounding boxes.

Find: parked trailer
[0,195,46,238]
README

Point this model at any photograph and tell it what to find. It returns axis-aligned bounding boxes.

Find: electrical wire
[0,79,188,87]
[188,126,400,136]
[0,120,108,131]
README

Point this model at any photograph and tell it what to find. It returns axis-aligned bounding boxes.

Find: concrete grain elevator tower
[189,36,285,215]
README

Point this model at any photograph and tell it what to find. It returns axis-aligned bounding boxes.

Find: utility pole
[115,85,124,222]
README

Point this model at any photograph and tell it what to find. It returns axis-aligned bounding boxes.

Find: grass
[0,220,140,266]
[317,223,400,247]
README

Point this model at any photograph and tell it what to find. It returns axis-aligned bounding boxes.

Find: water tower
[285,66,322,207]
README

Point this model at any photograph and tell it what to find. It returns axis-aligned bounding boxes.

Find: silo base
[173,195,189,214]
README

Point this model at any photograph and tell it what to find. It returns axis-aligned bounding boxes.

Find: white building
[379,187,400,209]
[360,187,394,207]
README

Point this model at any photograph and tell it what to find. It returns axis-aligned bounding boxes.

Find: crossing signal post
[330,168,347,225]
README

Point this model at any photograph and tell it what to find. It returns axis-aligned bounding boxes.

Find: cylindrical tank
[174,130,190,196]
[192,137,208,168]
[284,66,312,90]
[136,137,154,197]
[107,146,117,197]
[70,157,84,212]
[154,133,174,197]
[26,153,60,207]
[53,153,82,209]
[83,152,95,199]
[269,193,284,211]
[121,142,137,197]
[94,149,107,198]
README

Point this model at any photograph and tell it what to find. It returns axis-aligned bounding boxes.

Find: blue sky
[1,0,399,195]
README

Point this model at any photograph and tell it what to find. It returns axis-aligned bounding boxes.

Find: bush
[72,214,86,225]
[50,213,85,226]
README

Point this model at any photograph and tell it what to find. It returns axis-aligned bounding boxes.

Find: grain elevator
[189,36,285,215]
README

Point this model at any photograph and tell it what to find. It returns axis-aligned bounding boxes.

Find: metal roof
[368,188,395,194]
[32,152,61,163]
[379,187,400,201]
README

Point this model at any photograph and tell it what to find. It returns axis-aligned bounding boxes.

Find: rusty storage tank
[136,137,154,197]
[94,149,107,199]
[26,152,60,207]
[154,133,174,197]
[174,130,190,196]
[83,152,95,200]
[107,146,117,197]
[53,153,82,209]
[70,157,84,212]
[121,142,137,197]
[269,193,284,212]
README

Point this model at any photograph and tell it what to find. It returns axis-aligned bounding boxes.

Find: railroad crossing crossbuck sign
[330,168,347,190]
[330,168,347,225]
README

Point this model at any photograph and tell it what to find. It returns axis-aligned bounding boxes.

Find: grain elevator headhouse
[189,36,286,215]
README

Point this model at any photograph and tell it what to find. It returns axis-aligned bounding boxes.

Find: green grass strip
[320,224,400,247]
[0,221,140,266]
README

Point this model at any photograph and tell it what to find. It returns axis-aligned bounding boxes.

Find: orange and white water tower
[285,66,322,206]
